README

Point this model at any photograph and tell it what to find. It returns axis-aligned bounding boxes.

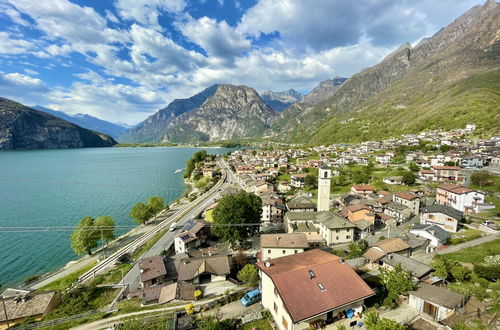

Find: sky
[0,0,485,125]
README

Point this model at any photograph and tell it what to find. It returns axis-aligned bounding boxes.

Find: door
[423,301,438,319]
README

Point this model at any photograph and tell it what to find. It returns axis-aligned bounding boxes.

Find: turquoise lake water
[0,147,234,286]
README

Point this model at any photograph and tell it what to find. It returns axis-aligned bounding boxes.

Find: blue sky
[0,0,485,124]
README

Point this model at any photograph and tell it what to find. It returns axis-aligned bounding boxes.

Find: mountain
[260,89,303,111]
[119,84,219,143]
[273,0,500,144]
[163,85,278,143]
[33,106,127,139]
[301,77,347,105]
[0,98,117,150]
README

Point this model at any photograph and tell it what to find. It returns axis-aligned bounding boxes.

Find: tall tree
[71,217,98,255]
[470,171,490,188]
[212,190,262,247]
[130,202,152,224]
[402,171,416,185]
[379,263,415,302]
[95,216,115,245]
[237,264,260,287]
[147,196,164,220]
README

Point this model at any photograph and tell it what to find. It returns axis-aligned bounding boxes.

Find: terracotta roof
[420,170,435,174]
[291,173,307,179]
[378,190,391,196]
[363,248,386,261]
[373,238,410,253]
[394,192,419,201]
[352,185,375,191]
[257,250,374,323]
[261,233,309,249]
[432,166,460,170]
[177,231,197,243]
[347,204,371,212]
[139,256,167,283]
[158,283,177,305]
[438,183,474,195]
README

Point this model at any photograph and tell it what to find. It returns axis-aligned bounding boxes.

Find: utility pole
[0,286,9,328]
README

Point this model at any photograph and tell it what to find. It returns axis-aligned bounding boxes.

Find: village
[1,124,499,330]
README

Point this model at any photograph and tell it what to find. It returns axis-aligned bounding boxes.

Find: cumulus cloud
[115,0,186,29]
[0,32,35,54]
[0,72,49,104]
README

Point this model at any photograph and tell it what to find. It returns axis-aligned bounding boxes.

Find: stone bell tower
[317,165,331,212]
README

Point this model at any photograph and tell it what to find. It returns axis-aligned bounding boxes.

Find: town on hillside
[1,125,499,330]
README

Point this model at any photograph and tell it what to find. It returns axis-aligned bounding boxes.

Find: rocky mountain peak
[301,77,348,105]
[260,88,303,111]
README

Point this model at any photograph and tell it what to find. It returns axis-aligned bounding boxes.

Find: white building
[410,224,451,253]
[317,165,331,212]
[436,183,485,214]
[257,250,374,330]
[409,284,464,321]
[259,233,309,261]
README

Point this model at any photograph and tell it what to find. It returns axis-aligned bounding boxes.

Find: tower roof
[319,164,330,170]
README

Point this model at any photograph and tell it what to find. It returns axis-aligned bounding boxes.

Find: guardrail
[78,161,227,283]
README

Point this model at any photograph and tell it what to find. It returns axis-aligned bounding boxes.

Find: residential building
[420,204,464,232]
[393,192,420,215]
[363,238,411,264]
[260,233,309,261]
[409,284,464,321]
[435,183,485,214]
[290,174,307,188]
[174,255,232,284]
[139,256,168,288]
[261,195,286,225]
[256,250,375,330]
[383,176,403,185]
[379,254,433,280]
[351,185,375,197]
[286,195,316,212]
[316,212,356,245]
[384,202,412,223]
[432,166,461,181]
[202,168,216,178]
[174,220,209,254]
[410,224,451,253]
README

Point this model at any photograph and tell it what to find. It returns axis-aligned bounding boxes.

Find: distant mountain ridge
[33,106,128,139]
[301,77,347,105]
[260,89,303,111]
[0,98,117,150]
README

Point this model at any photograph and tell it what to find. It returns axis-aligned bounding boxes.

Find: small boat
[174,169,182,174]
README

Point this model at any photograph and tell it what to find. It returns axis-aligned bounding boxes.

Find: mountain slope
[274,0,500,144]
[163,85,278,143]
[33,106,127,139]
[0,98,117,150]
[119,84,219,143]
[260,89,303,111]
[301,77,347,105]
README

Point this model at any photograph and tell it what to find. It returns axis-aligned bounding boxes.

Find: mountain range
[32,106,128,139]
[260,89,304,111]
[0,98,117,150]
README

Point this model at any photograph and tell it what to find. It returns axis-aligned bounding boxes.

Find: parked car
[240,289,261,307]
[169,222,178,232]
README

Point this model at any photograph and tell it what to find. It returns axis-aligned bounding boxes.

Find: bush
[474,263,500,281]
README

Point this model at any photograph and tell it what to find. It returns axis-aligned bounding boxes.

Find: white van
[169,222,178,232]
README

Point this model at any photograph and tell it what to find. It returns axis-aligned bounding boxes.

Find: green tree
[470,171,491,188]
[431,256,450,280]
[408,162,420,172]
[130,202,152,224]
[347,240,367,258]
[147,196,164,220]
[212,191,262,247]
[237,264,260,287]
[71,217,98,255]
[379,263,415,303]
[305,173,317,189]
[364,311,406,330]
[195,177,210,188]
[402,171,416,185]
[94,216,115,245]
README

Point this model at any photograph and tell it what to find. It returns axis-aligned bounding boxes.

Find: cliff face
[163,84,278,142]
[260,89,303,111]
[0,98,117,150]
[301,77,347,105]
[119,84,219,143]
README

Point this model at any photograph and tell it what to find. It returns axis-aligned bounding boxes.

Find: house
[256,250,375,330]
[435,183,485,214]
[393,192,420,215]
[286,195,316,212]
[0,290,61,329]
[409,283,464,321]
[290,174,307,188]
[129,282,196,306]
[278,181,291,193]
[351,185,375,197]
[284,212,325,246]
[419,169,436,181]
[420,204,464,232]
[432,166,461,182]
[174,220,210,254]
[260,233,309,261]
[379,254,433,280]
[316,212,356,245]
[410,224,451,253]
[383,176,403,185]
[261,194,286,225]
[342,204,375,225]
[375,154,392,164]
[175,255,232,284]
[202,168,216,178]
[363,238,411,264]
[384,202,412,223]
[139,256,168,288]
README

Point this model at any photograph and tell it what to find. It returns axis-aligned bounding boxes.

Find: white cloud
[24,68,39,76]
[1,5,31,27]
[105,10,120,24]
[176,16,250,62]
[0,72,49,104]
[0,32,35,54]
[115,0,186,29]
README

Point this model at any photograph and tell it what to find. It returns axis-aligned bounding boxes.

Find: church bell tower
[317,165,331,212]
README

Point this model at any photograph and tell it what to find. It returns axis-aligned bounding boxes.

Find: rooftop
[380,254,433,278]
[373,237,411,253]
[0,290,59,322]
[420,204,463,220]
[139,256,167,283]
[260,233,309,249]
[410,283,464,309]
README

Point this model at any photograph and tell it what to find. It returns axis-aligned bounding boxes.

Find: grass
[238,319,273,330]
[91,263,133,285]
[440,238,500,265]
[38,260,98,292]
[449,229,483,245]
[132,227,170,260]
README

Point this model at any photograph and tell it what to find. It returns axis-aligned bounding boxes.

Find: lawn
[238,319,273,330]
[449,228,483,245]
[440,238,500,265]
[132,227,170,259]
[38,260,98,292]
[91,263,133,285]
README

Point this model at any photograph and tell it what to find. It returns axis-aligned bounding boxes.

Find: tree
[408,162,420,172]
[237,264,259,287]
[94,216,115,245]
[379,263,415,303]
[402,171,416,185]
[347,240,367,258]
[304,173,317,189]
[234,248,248,270]
[130,202,152,224]
[212,191,262,247]
[364,311,406,330]
[471,171,491,188]
[147,196,164,220]
[71,217,98,255]
[431,256,449,280]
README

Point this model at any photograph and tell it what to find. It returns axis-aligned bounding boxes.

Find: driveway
[204,300,263,321]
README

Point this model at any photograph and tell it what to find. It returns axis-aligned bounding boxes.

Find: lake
[0,147,234,286]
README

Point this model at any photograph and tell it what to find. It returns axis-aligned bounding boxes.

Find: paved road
[123,159,239,291]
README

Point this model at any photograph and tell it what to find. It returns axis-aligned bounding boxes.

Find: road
[123,159,240,291]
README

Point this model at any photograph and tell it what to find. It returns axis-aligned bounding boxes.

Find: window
[318,283,325,291]
[274,302,278,313]
[282,316,288,329]
[282,250,286,254]
[294,250,298,254]
[267,250,271,254]
[336,236,339,240]
[336,229,340,233]
[346,235,350,239]
[308,270,316,278]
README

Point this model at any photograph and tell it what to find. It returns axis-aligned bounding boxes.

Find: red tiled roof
[394,192,419,200]
[347,204,371,212]
[432,166,460,170]
[420,170,435,174]
[373,238,410,253]
[256,250,374,323]
[139,256,167,283]
[352,185,375,191]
